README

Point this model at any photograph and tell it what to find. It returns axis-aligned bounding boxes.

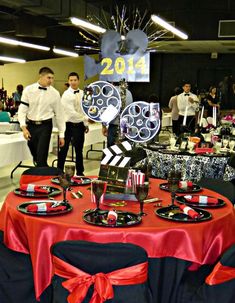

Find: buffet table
[144,148,235,181]
[0,178,234,303]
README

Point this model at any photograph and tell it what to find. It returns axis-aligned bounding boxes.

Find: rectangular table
[0,133,32,168]
[52,123,106,166]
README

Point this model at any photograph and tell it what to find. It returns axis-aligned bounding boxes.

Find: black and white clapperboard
[99,141,132,193]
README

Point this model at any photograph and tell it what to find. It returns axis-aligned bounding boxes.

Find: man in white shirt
[57,72,89,176]
[18,67,65,167]
[177,81,199,133]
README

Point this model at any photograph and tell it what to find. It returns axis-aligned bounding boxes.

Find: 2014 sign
[99,53,150,82]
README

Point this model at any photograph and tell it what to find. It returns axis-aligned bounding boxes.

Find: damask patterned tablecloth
[145,149,235,181]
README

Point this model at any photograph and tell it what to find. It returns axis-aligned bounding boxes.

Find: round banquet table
[0,178,235,303]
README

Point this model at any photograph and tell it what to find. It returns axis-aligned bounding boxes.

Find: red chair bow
[52,255,148,303]
[206,262,235,285]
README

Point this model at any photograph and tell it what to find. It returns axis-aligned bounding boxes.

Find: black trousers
[107,124,118,147]
[27,120,52,167]
[178,115,196,134]
[57,122,85,175]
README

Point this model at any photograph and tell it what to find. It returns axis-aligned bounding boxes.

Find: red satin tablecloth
[0,178,235,300]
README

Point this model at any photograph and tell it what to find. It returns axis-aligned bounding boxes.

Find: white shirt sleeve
[61,91,83,121]
[53,93,66,138]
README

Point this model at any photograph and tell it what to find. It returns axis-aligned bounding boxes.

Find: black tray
[155,205,212,222]
[17,200,72,216]
[175,195,226,208]
[159,183,202,193]
[14,186,61,198]
[51,176,91,186]
[83,210,142,227]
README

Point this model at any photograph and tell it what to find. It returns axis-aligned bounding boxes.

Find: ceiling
[0,0,235,63]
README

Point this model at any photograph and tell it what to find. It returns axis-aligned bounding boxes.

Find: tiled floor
[0,144,102,205]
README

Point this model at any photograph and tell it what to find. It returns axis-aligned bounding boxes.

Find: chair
[178,244,235,303]
[19,166,62,185]
[51,240,151,303]
[197,178,235,204]
[0,231,52,303]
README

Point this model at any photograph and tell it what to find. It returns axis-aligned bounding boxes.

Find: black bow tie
[74,90,80,94]
[38,86,47,90]
[184,93,190,96]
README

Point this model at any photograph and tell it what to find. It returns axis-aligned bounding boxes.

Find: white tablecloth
[84,123,106,146]
[52,123,106,147]
[0,133,32,167]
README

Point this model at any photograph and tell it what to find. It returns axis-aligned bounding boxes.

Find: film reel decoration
[81,81,121,123]
[120,101,161,143]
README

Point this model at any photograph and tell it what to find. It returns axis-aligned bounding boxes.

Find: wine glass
[135,182,149,216]
[222,135,229,149]
[169,134,177,150]
[64,165,75,182]
[91,180,107,211]
[58,174,70,204]
[167,170,181,206]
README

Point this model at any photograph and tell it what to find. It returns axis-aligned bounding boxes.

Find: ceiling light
[53,47,79,57]
[0,56,25,63]
[0,36,50,50]
[151,15,188,40]
[70,17,106,34]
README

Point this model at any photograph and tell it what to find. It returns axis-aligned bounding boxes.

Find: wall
[1,53,235,110]
[129,53,235,109]
[0,55,98,95]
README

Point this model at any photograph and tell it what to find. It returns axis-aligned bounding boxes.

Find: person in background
[11,84,23,117]
[102,82,133,147]
[206,86,220,118]
[18,67,65,167]
[57,72,89,176]
[168,87,182,136]
[0,101,10,122]
[177,81,199,133]
[63,82,69,91]
[13,84,23,102]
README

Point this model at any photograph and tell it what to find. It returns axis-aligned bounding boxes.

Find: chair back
[51,240,151,303]
[180,244,235,303]
[0,231,52,303]
[197,178,235,204]
[20,167,62,185]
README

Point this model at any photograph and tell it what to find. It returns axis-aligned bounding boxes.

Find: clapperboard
[99,141,132,193]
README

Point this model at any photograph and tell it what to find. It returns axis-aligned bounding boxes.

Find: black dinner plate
[175,195,226,208]
[159,183,202,193]
[51,176,91,186]
[155,205,212,223]
[17,200,72,216]
[83,210,142,227]
[14,186,61,198]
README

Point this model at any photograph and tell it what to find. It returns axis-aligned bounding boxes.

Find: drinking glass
[58,174,70,204]
[169,135,177,150]
[91,180,107,211]
[135,182,149,216]
[222,136,229,149]
[229,140,235,152]
[167,170,181,206]
[64,165,75,181]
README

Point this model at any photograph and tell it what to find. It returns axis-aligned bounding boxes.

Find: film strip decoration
[99,141,132,193]
[81,81,121,124]
[120,101,161,143]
